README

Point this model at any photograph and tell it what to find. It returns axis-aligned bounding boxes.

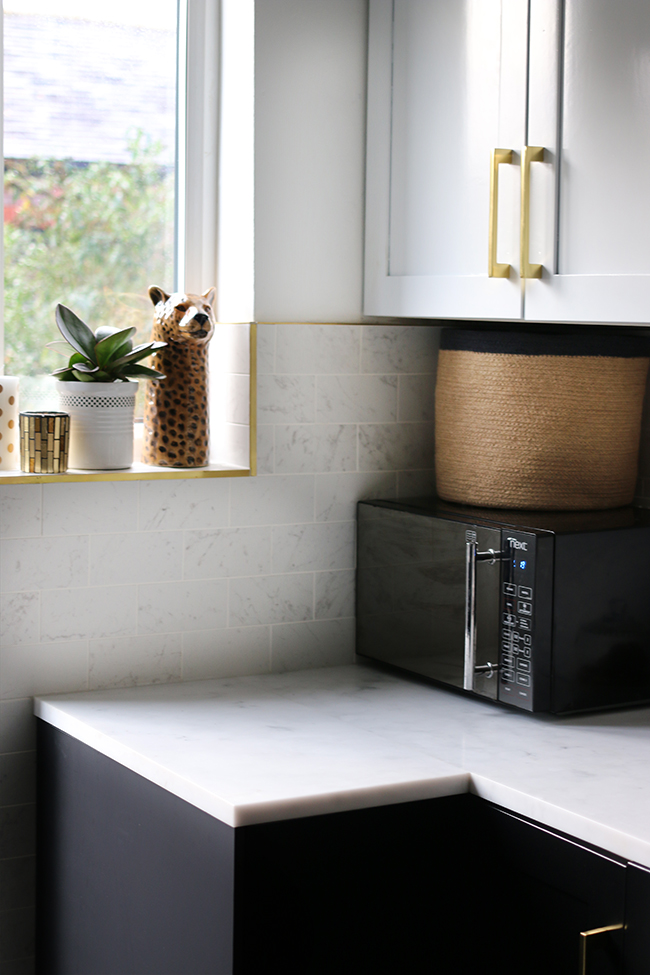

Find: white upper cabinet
[365,0,650,324]
[365,0,528,320]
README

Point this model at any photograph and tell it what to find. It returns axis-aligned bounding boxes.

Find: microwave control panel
[499,531,536,709]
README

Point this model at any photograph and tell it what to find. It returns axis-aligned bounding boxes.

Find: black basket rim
[440,328,650,358]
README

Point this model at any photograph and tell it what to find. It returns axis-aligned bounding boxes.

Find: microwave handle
[464,540,504,691]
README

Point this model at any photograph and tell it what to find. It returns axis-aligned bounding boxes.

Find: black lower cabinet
[624,863,650,975]
[36,721,649,975]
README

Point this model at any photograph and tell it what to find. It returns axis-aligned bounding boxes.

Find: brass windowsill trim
[0,464,252,484]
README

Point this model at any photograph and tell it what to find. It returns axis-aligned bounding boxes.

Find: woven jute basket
[435,329,650,510]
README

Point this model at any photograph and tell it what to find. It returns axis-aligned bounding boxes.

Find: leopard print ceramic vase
[142,286,216,468]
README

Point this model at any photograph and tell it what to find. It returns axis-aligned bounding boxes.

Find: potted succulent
[49,304,166,470]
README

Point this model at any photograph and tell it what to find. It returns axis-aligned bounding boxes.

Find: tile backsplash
[0,322,438,968]
[3,320,649,968]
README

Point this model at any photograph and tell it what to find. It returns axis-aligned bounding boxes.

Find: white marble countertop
[35,663,650,866]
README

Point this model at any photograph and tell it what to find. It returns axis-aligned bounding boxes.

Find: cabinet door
[526,0,650,324]
[476,803,626,975]
[365,0,527,320]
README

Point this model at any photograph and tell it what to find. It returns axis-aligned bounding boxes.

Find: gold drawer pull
[488,148,514,278]
[579,922,624,975]
[520,145,544,278]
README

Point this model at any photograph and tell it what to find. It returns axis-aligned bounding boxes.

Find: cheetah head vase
[148,286,217,345]
[142,285,217,469]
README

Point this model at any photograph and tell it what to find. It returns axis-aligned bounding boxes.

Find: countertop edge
[35,697,471,828]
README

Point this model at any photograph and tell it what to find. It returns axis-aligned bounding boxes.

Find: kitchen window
[1,0,255,481]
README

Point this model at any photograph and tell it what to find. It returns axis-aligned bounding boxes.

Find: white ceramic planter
[57,381,138,470]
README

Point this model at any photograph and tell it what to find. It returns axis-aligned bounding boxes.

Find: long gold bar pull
[579,923,624,975]
[520,145,545,278]
[488,148,513,278]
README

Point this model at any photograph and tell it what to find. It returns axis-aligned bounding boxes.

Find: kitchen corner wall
[0,321,438,968]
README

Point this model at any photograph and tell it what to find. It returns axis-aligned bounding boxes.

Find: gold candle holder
[20,412,70,474]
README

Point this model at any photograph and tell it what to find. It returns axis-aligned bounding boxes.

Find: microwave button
[503,583,517,596]
[518,618,531,631]
[522,647,531,658]
[517,601,532,615]
[516,674,531,686]
[503,614,516,626]
[502,670,515,682]
[518,586,533,599]
[502,654,514,668]
[524,634,532,646]
[517,659,530,672]
[511,632,520,642]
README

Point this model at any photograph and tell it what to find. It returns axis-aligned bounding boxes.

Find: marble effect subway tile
[270,618,355,672]
[397,469,437,498]
[0,536,88,592]
[316,374,397,423]
[361,324,440,375]
[138,478,230,532]
[314,472,397,522]
[40,587,136,643]
[358,422,435,472]
[88,635,182,690]
[314,569,356,620]
[0,593,40,648]
[257,375,315,424]
[0,753,36,806]
[137,580,228,634]
[256,324,276,375]
[271,522,355,573]
[256,425,275,475]
[183,527,272,579]
[182,626,271,681]
[229,573,314,627]
[275,324,360,375]
[230,475,315,527]
[42,481,138,536]
[274,424,357,474]
[398,374,436,422]
[89,532,183,586]
[226,373,250,426]
[0,642,88,701]
[0,486,42,539]
[0,701,36,754]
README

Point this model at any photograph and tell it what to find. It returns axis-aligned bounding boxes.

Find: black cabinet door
[474,802,627,975]
[624,862,650,975]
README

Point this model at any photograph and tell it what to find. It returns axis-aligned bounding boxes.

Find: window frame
[0,0,256,483]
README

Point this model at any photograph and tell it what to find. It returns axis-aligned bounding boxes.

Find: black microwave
[356,498,650,714]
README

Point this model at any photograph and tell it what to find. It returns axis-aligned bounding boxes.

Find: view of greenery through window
[3,0,177,411]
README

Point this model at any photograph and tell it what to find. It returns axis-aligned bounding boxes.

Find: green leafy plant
[50,304,166,383]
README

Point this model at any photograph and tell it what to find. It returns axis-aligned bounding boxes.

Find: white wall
[254,0,368,322]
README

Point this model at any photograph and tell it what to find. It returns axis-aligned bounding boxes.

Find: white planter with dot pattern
[57,381,137,470]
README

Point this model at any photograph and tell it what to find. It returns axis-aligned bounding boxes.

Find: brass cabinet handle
[488,148,514,278]
[579,923,624,975]
[520,145,545,278]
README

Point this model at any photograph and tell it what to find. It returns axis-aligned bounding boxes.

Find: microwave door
[356,507,501,697]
